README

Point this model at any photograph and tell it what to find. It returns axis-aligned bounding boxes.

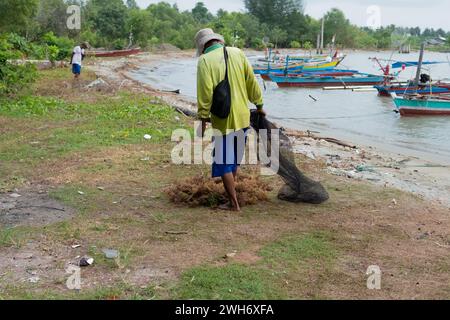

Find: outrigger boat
[269,73,384,88]
[375,83,450,96]
[257,51,329,63]
[260,69,358,81]
[253,51,345,75]
[254,57,343,75]
[390,43,450,116]
[392,93,450,116]
[370,55,450,96]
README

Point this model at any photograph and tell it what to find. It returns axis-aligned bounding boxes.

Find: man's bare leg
[73,74,80,88]
[233,168,238,181]
[221,172,240,212]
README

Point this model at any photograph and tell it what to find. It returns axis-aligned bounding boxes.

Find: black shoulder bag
[210,46,231,119]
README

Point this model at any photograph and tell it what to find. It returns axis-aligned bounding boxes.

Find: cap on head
[194,28,224,57]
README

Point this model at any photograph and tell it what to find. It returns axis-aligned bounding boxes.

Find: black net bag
[250,110,329,204]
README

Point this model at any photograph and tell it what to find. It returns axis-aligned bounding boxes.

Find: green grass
[0,96,67,117]
[173,232,337,300]
[49,185,112,216]
[0,282,156,300]
[0,227,32,248]
[259,232,337,267]
[174,232,337,300]
[259,232,339,299]
[174,264,286,300]
[0,92,186,163]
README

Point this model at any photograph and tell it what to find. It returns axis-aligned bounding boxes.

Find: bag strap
[223,46,229,81]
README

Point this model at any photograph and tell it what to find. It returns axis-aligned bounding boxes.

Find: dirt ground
[0,192,75,228]
[1,55,450,300]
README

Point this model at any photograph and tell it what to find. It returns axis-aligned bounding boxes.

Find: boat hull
[261,71,356,81]
[271,75,384,88]
[254,59,342,75]
[393,96,450,116]
[276,80,383,88]
[93,48,141,57]
[375,85,450,96]
[302,60,341,71]
[398,107,450,116]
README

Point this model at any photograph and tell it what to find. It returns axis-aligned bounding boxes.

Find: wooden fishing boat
[392,93,450,116]
[389,43,450,116]
[261,69,357,81]
[253,62,304,74]
[91,48,141,58]
[289,54,329,61]
[270,73,384,88]
[257,54,328,63]
[253,56,344,75]
[375,84,450,96]
[373,44,450,97]
[301,57,344,71]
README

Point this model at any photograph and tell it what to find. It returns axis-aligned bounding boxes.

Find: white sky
[135,0,450,30]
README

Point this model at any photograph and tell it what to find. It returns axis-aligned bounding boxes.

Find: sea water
[127,50,450,165]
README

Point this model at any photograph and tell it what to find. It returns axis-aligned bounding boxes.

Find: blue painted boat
[253,56,345,75]
[270,73,385,88]
[375,84,450,96]
[261,69,359,81]
[392,93,450,116]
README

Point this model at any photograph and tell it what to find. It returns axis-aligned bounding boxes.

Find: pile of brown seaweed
[165,174,273,208]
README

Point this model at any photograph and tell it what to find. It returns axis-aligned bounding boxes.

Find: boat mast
[320,18,325,54]
[414,42,425,87]
[316,33,320,55]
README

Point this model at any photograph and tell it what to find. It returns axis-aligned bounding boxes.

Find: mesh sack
[250,110,329,204]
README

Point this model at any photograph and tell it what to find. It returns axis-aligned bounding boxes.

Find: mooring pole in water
[414,43,425,87]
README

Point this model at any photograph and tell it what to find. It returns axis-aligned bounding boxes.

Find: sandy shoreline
[86,51,450,208]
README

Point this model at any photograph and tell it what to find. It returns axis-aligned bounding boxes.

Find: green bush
[250,38,265,49]
[7,33,30,54]
[47,45,60,63]
[0,34,37,96]
[290,40,301,48]
[303,41,313,50]
[42,32,75,61]
[79,30,99,49]
[112,38,127,50]
[0,61,37,96]
[30,43,47,60]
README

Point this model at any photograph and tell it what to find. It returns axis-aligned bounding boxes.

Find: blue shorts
[72,64,81,75]
[212,128,249,178]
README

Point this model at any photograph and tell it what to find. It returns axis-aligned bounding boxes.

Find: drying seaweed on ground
[165,173,273,208]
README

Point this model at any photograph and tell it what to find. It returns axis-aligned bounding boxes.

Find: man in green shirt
[195,28,266,212]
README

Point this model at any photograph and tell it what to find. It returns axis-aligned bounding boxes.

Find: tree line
[2,0,449,95]
[1,0,450,51]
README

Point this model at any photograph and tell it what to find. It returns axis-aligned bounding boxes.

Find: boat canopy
[391,61,446,69]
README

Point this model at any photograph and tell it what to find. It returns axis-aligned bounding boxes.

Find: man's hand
[256,105,267,117]
[257,108,267,117]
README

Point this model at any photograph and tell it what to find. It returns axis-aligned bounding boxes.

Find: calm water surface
[128,50,450,165]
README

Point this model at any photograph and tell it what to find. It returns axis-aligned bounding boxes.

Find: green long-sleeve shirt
[197,45,263,135]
